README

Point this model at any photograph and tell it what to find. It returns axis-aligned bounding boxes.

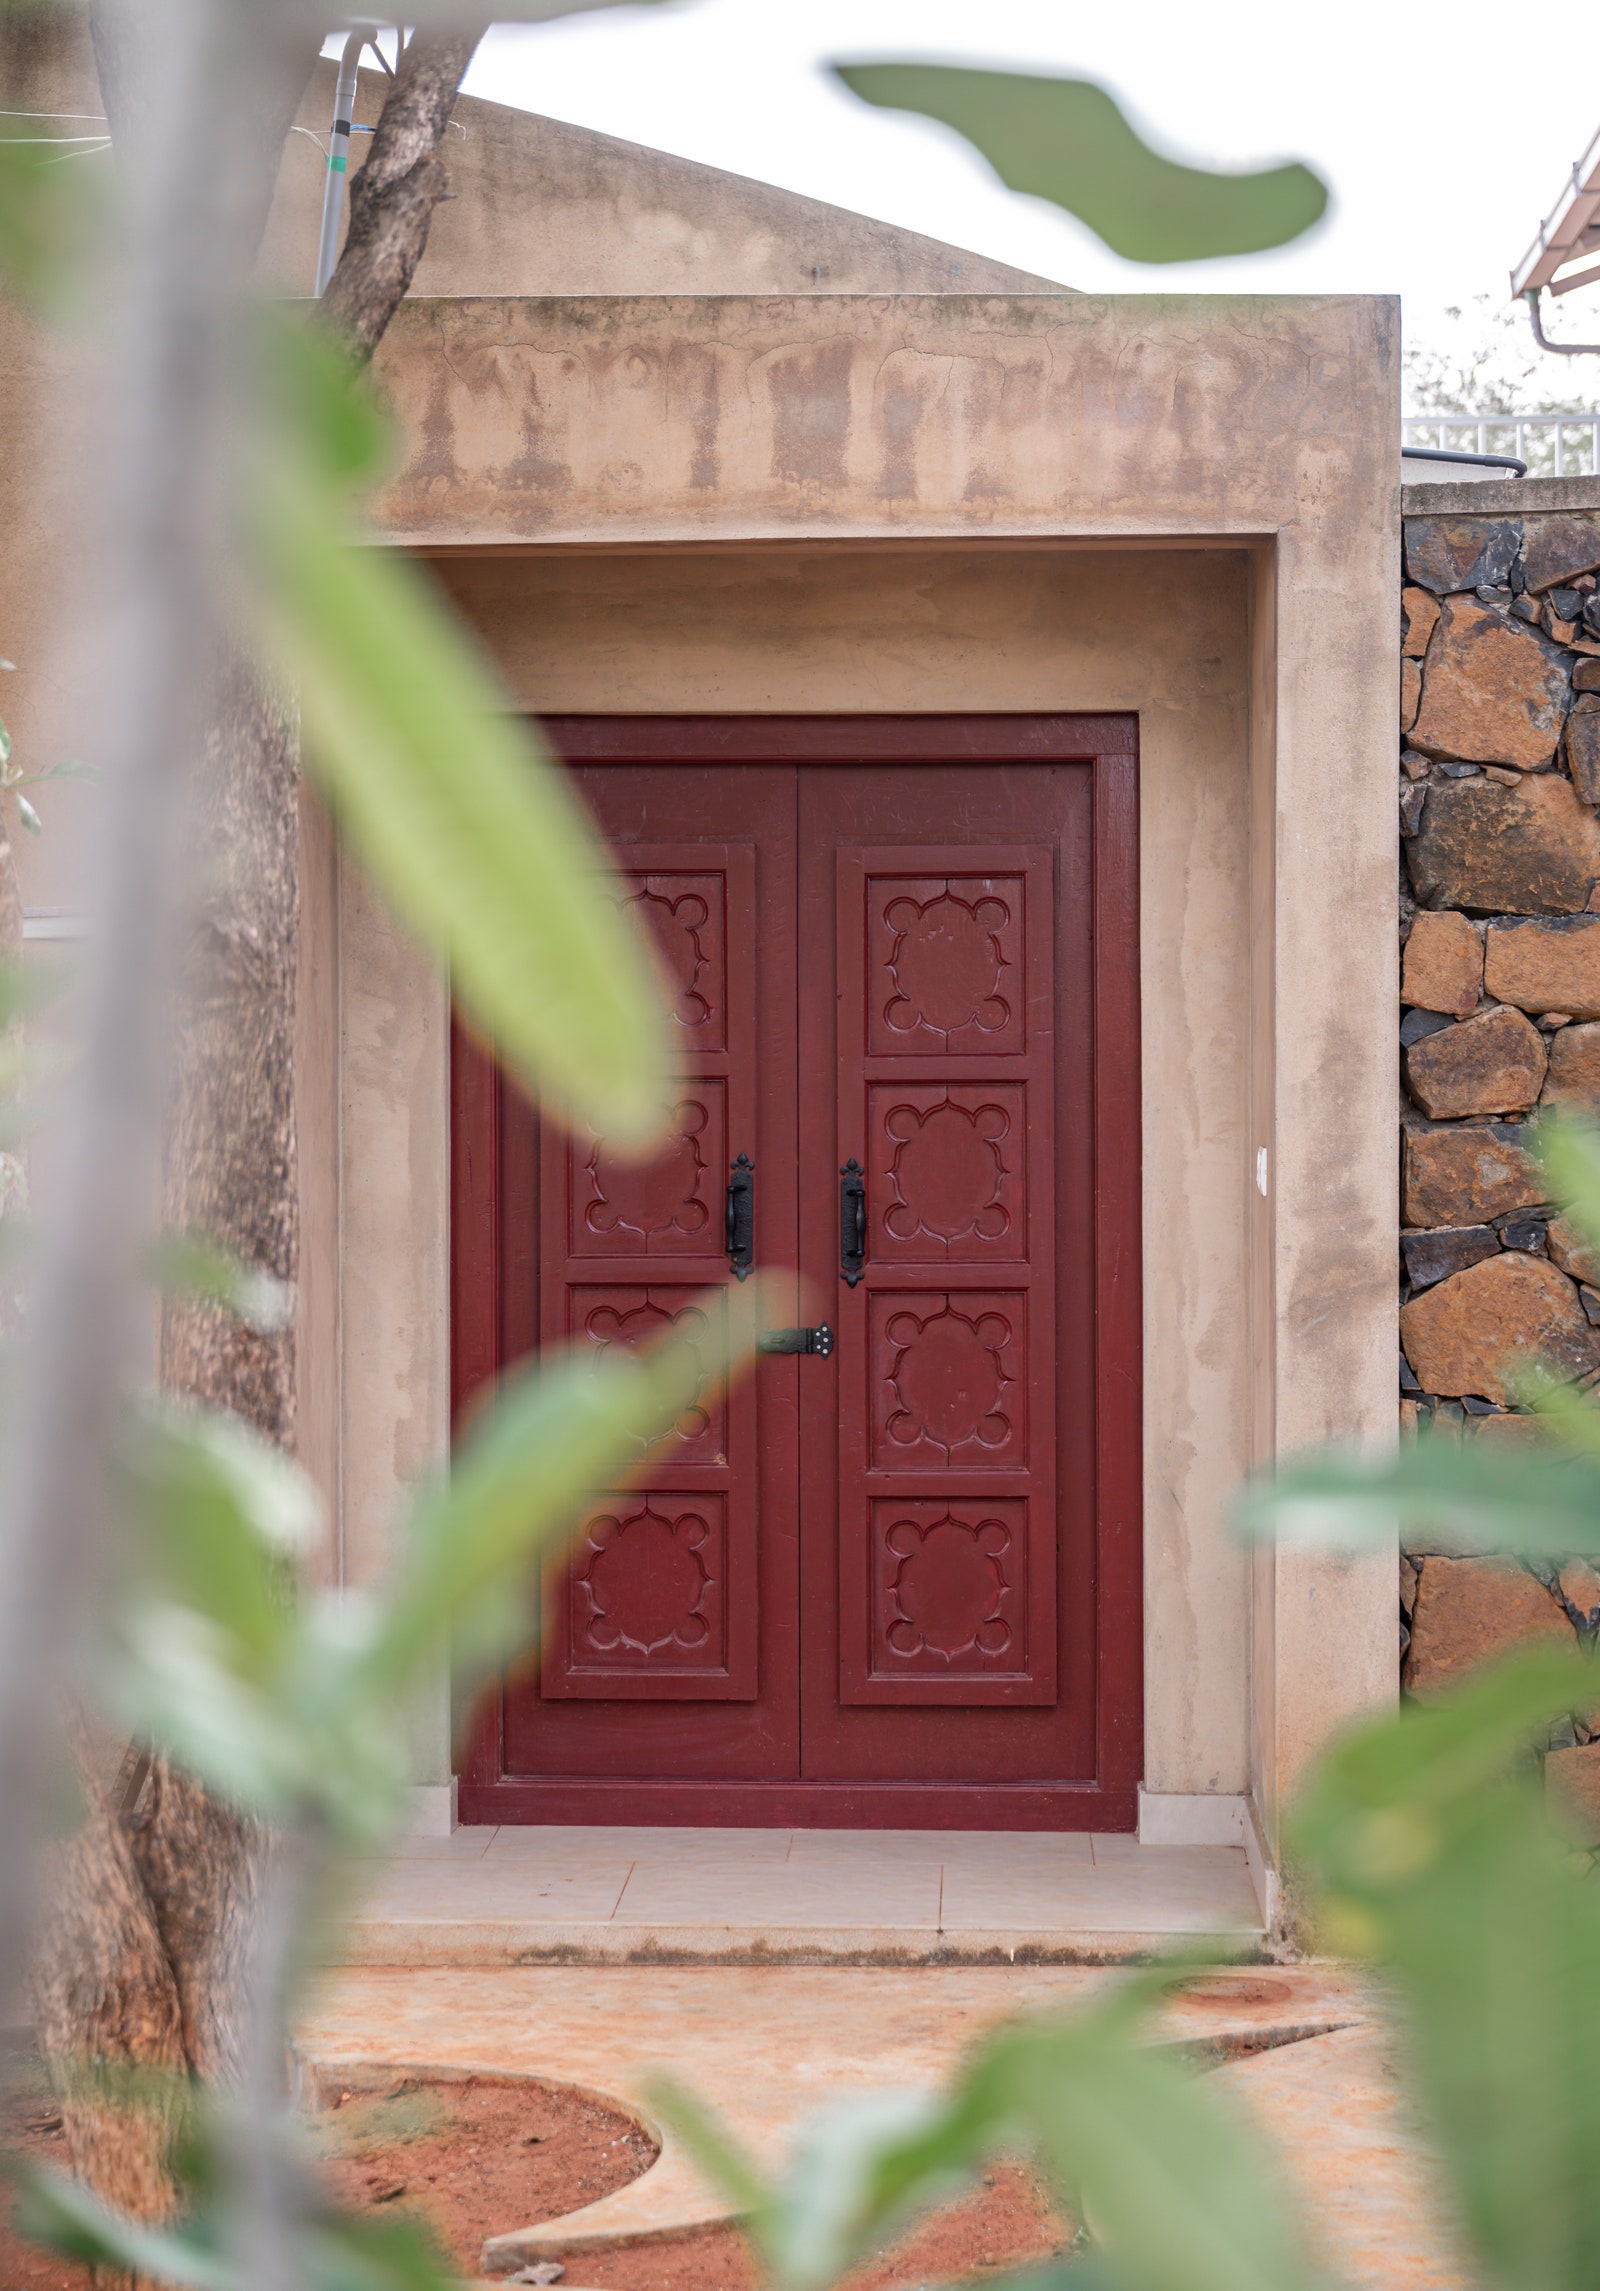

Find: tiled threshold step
[341,1826,1266,1967]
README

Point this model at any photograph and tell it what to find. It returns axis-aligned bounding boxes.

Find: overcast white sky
[456,0,1600,391]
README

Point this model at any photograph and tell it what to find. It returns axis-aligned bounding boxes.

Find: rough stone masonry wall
[1399,496,1600,1829]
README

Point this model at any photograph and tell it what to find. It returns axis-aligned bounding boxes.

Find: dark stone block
[1400,1349,1422,1394]
[1405,516,1521,595]
[1400,1006,1455,1047]
[1551,586,1586,623]
[1585,594,1600,639]
[1478,585,1515,610]
[1583,1285,1600,1326]
[1401,1224,1500,1289]
[1521,512,1600,594]
[1400,782,1427,836]
[1498,1214,1548,1253]
[1460,1394,1500,1415]
[1436,760,1482,778]
[1513,594,1542,625]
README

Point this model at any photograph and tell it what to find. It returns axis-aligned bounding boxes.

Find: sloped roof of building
[259,56,1068,301]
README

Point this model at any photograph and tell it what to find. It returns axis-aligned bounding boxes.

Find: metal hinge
[757,1323,835,1358]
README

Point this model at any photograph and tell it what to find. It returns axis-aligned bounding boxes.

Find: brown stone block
[1402,909,1482,1015]
[1566,694,1600,806]
[1399,1251,1600,1402]
[1542,1020,1600,1114]
[1549,1208,1600,1286]
[1402,585,1441,659]
[1402,1124,1544,1226]
[1408,772,1600,915]
[1547,1742,1600,1846]
[1404,1006,1547,1119]
[1401,656,1421,732]
[1521,512,1600,594]
[1471,1410,1558,1450]
[1403,516,1521,596]
[1484,915,1600,1018]
[1410,597,1570,772]
[1577,660,1600,695]
[1404,1555,1574,1695]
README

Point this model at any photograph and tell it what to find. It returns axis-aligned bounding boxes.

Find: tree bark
[322,28,487,366]
[28,17,484,2255]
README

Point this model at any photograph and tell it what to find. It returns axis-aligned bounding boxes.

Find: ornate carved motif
[873,1292,1023,1467]
[581,1290,716,1454]
[884,1097,1011,1245]
[871,1501,1026,1674]
[616,871,726,1048]
[579,1086,725,1256]
[573,1498,725,1668]
[869,875,1024,1053]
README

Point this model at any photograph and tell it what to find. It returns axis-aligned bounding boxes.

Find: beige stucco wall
[327,288,1401,1825]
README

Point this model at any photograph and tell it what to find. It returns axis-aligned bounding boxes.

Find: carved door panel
[798,770,1099,1785]
[502,766,802,1780]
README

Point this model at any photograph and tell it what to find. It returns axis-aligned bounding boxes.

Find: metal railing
[1403,412,1600,475]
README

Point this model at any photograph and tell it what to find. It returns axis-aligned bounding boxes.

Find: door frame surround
[453,713,1143,1830]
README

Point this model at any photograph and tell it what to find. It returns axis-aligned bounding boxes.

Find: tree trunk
[28,20,484,2255]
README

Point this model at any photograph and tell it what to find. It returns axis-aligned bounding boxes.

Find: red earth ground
[2,2065,1070,2287]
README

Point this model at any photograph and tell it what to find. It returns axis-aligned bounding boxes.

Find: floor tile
[353,1859,635,1925]
[936,1830,1095,1873]
[359,1827,497,1861]
[611,1854,943,1930]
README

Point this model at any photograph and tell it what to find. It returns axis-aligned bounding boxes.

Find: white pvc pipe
[314,31,365,297]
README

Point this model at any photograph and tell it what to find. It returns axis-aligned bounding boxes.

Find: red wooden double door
[456,717,1142,1829]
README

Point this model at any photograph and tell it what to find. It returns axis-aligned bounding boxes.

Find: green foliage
[1293,1651,1600,2291]
[655,1962,1321,2291]
[0,136,103,309]
[1243,1108,1600,1552]
[254,322,672,1151]
[831,66,1328,264]
[95,1304,738,1844]
[6,2129,454,2291]
[149,1229,293,1334]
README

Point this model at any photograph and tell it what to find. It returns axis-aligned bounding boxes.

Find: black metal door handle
[840,1158,866,1287]
[726,1153,754,1281]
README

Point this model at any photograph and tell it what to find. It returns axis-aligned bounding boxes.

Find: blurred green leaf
[5,2154,231,2290]
[6,2151,457,2291]
[1293,1649,1600,2291]
[1536,1112,1600,1261]
[18,755,97,787]
[831,65,1327,263]
[15,792,39,835]
[660,1963,1317,2291]
[269,313,392,492]
[100,1293,756,1838]
[254,338,670,1148]
[150,1228,293,1333]
[0,136,104,307]
[364,1301,730,1701]
[1238,1429,1600,1557]
[649,2073,779,2240]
